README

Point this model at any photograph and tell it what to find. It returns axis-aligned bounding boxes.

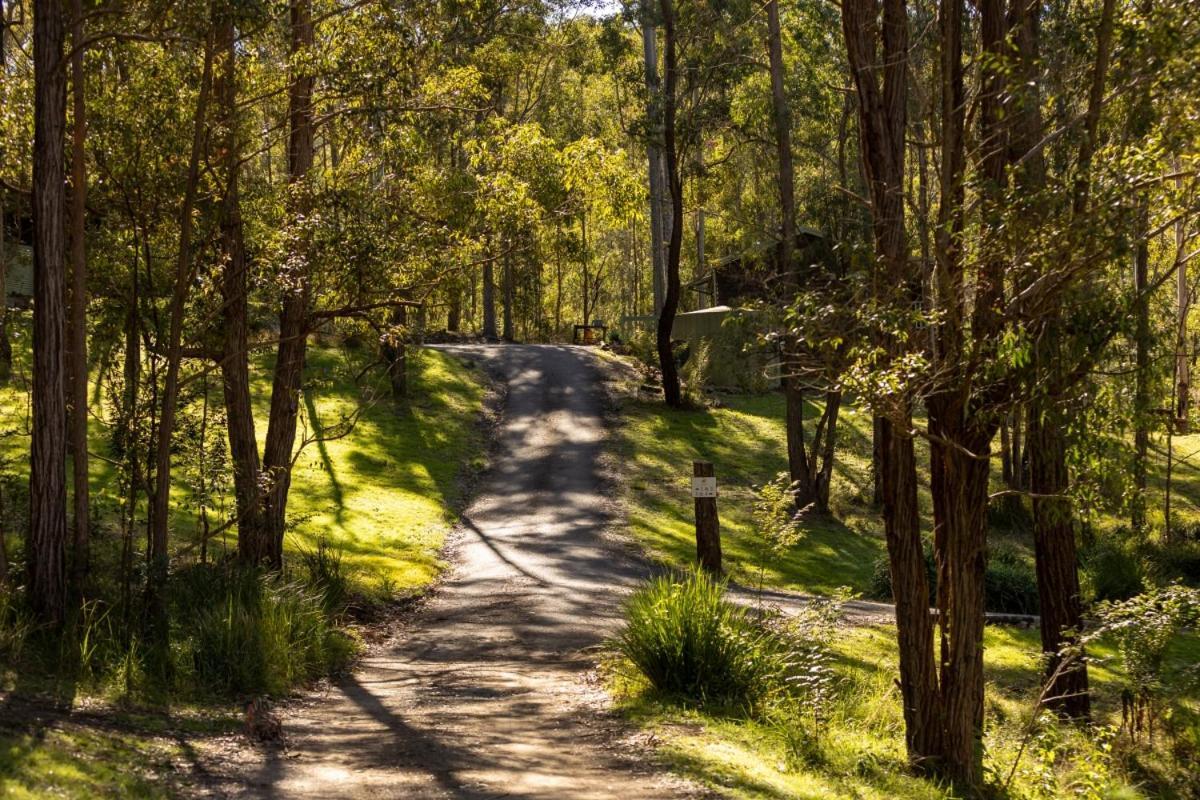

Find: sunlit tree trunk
[642,10,666,315]
[263,0,315,568]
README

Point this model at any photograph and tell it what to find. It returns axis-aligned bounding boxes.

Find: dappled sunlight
[255,346,486,595]
[618,391,885,595]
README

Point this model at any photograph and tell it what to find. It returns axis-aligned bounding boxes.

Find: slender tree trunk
[1176,166,1190,433]
[1028,404,1090,718]
[814,392,841,509]
[29,0,70,625]
[784,375,810,496]
[0,194,10,382]
[655,0,682,408]
[1131,207,1150,532]
[213,12,268,564]
[842,0,943,769]
[767,0,813,507]
[447,287,461,332]
[581,213,591,325]
[642,12,666,315]
[381,304,407,401]
[148,35,215,635]
[482,258,497,340]
[68,0,90,595]
[502,248,514,342]
[554,222,563,336]
[766,0,795,276]
[1014,0,1110,721]
[882,414,943,764]
[1129,37,1154,532]
[262,0,315,568]
[0,1,10,380]
[0,481,8,588]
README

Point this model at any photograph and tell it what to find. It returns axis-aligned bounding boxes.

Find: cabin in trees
[668,227,833,390]
[685,226,832,309]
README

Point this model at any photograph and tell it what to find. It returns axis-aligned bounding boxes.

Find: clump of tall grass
[296,535,352,618]
[617,568,772,711]
[172,564,356,697]
[615,567,841,721]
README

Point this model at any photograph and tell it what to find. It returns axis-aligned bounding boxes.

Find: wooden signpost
[692,461,721,574]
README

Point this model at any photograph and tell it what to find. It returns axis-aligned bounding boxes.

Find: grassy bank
[615,390,884,596]
[0,333,488,600]
[0,332,489,798]
[251,344,488,597]
[614,378,1200,600]
[611,614,1200,799]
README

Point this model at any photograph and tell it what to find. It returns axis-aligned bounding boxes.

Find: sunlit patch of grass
[0,328,487,604]
[616,392,884,595]
[252,345,487,599]
[613,621,1198,800]
[0,722,181,799]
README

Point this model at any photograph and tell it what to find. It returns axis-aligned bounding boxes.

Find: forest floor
[198,344,709,799]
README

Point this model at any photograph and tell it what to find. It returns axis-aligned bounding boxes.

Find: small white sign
[691,477,717,498]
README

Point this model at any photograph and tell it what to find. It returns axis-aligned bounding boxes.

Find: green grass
[252,344,486,596]
[616,390,884,596]
[0,319,487,600]
[611,623,1200,800]
[0,725,177,799]
[0,704,238,799]
[614,367,1200,599]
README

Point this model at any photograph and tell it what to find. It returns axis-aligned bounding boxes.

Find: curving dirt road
[215,344,703,799]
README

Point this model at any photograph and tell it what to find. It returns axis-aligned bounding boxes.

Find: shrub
[172,564,356,697]
[617,568,782,712]
[1144,539,1200,586]
[867,541,1039,614]
[985,544,1040,615]
[1086,585,1200,743]
[1081,529,1146,603]
[628,328,658,371]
